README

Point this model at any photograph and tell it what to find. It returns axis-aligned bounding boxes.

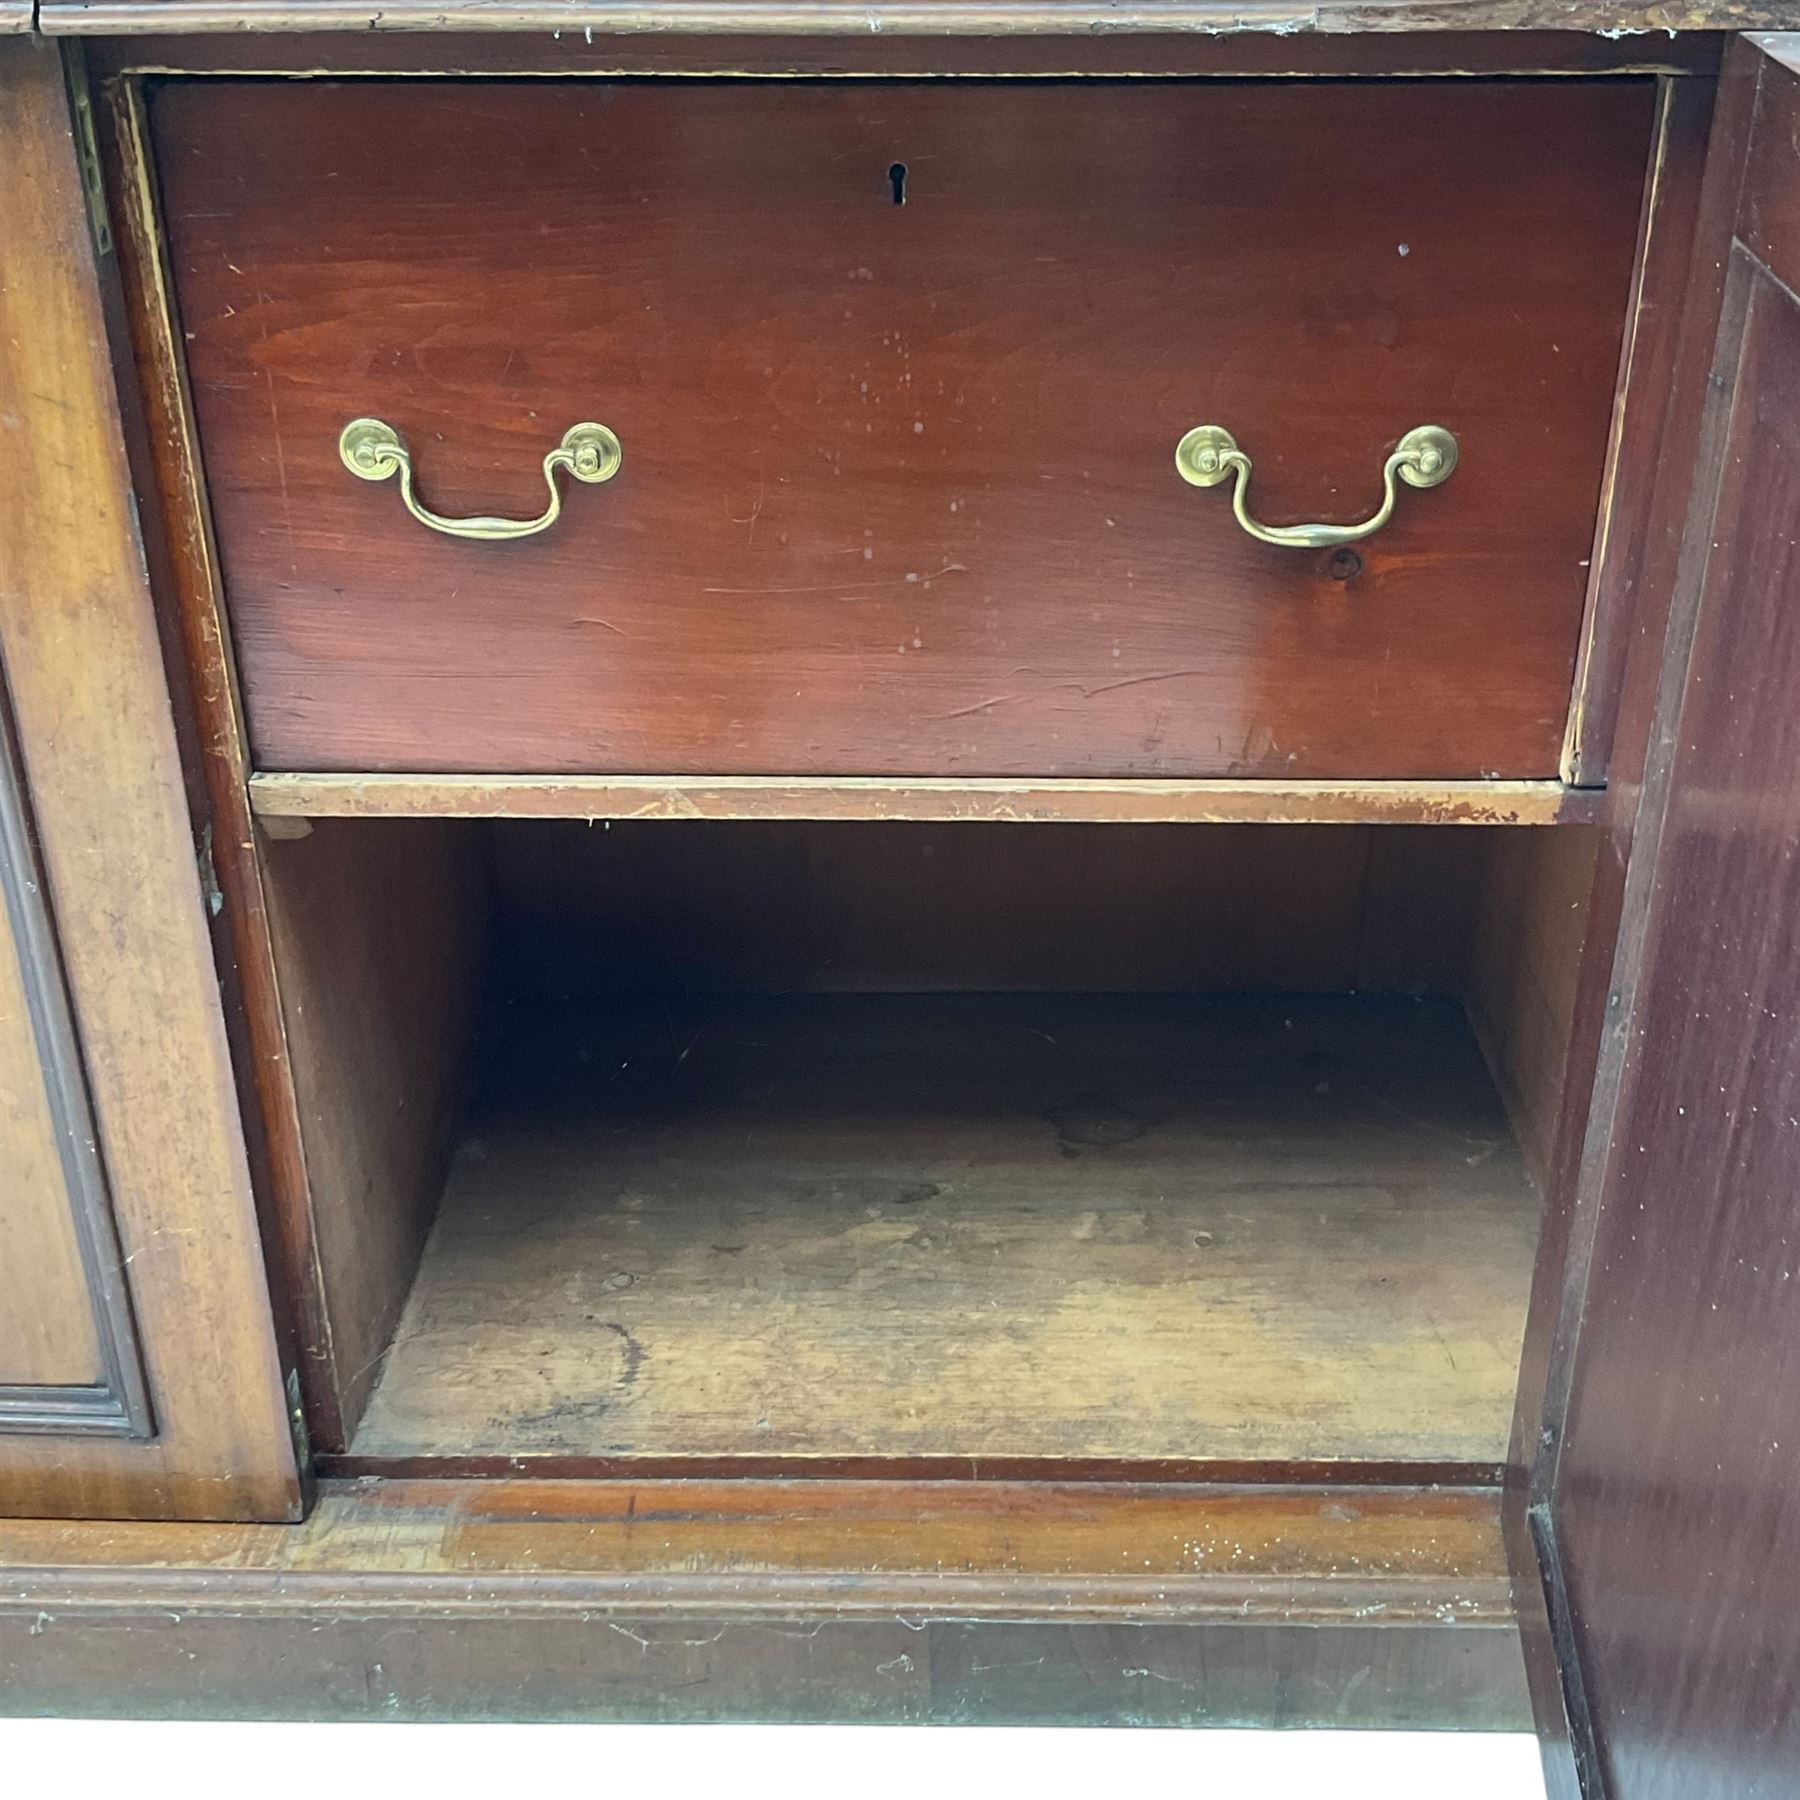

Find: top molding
[33,0,1800,37]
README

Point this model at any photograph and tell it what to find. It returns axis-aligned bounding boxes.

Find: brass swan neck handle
[338,418,622,541]
[1175,424,1457,550]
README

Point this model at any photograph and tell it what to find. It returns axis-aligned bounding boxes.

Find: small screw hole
[888,162,907,206]
[1329,548,1363,583]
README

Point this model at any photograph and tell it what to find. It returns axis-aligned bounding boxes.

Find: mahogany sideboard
[3,6,1799,1790]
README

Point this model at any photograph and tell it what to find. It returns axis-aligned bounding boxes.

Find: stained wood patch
[250,773,1603,826]
[353,993,1540,1467]
[0,1474,1513,1623]
[0,36,295,1516]
[36,0,1796,38]
[159,78,1645,781]
[0,1471,1527,1725]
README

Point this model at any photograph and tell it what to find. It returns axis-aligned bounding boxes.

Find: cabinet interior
[260,819,1599,1472]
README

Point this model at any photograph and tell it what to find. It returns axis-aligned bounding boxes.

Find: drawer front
[154,78,1652,779]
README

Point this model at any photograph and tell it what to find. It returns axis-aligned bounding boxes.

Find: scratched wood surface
[153,77,1651,779]
[0,1476,1529,1726]
[0,810,103,1389]
[87,30,1722,79]
[39,0,1800,38]
[1544,40,1800,1797]
[260,815,1496,1452]
[352,993,1538,1465]
[248,772,1602,825]
[0,1475,1512,1613]
[0,38,298,1518]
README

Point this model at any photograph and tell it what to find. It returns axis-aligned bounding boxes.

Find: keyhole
[888,162,908,206]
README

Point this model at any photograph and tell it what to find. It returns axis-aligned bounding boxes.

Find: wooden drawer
[152,77,1653,779]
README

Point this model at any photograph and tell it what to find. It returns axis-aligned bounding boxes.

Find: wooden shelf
[250,772,1604,828]
[350,992,1540,1472]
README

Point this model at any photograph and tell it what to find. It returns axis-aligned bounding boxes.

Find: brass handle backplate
[1175,424,1457,550]
[338,418,622,541]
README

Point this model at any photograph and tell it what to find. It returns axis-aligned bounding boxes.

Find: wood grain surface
[153,77,1652,779]
[0,1476,1528,1727]
[1466,825,1600,1184]
[0,1475,1513,1616]
[1560,75,1712,787]
[0,956,105,1390]
[248,773,1603,825]
[259,819,490,1442]
[1501,46,1774,1790]
[94,71,353,1453]
[0,702,105,1391]
[0,38,298,1519]
[264,815,1500,1453]
[0,681,150,1435]
[1544,41,1800,1798]
[88,29,1721,79]
[351,993,1538,1467]
[37,0,1800,40]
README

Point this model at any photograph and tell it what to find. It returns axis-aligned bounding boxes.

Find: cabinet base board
[0,1476,1528,1727]
[318,1452,1507,1485]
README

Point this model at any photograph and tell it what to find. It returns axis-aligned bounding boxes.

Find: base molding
[0,1477,1527,1726]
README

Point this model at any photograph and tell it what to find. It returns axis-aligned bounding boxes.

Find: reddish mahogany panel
[1552,234,1800,1800]
[153,78,1651,777]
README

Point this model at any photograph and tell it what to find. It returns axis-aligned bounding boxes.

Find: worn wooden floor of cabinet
[3,17,1799,1797]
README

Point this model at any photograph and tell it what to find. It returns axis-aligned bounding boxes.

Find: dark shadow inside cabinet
[258,819,1598,1475]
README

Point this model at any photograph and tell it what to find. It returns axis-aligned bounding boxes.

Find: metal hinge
[286,1366,312,1465]
[65,61,114,260]
[196,822,225,918]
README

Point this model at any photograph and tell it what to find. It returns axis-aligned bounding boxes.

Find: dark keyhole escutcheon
[889,162,907,206]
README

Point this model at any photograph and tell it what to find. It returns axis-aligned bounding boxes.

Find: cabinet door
[1534,33,1800,1800]
[0,38,300,1521]
[1,694,149,1435]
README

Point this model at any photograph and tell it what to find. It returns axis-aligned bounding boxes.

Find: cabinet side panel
[0,38,298,1518]
[260,819,490,1445]
[1465,826,1600,1186]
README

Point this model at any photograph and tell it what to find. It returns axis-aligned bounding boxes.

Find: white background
[0,1721,1546,1797]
